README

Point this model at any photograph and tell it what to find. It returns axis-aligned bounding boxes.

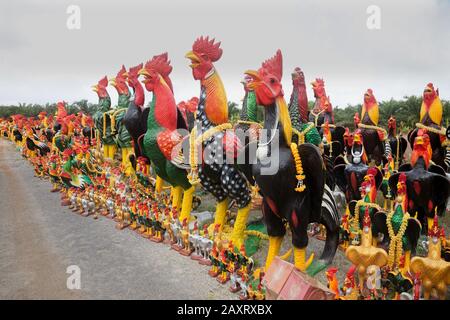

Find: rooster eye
[270,78,276,84]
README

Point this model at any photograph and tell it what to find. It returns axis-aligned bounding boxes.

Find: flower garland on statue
[292,122,315,145]
[352,200,382,232]
[188,123,233,185]
[415,122,445,136]
[290,143,306,192]
[386,210,410,268]
[357,123,388,141]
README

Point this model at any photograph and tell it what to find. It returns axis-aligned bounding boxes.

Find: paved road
[0,139,235,299]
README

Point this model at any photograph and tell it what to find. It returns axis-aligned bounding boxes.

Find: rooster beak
[122,72,129,78]
[138,68,150,77]
[185,51,200,63]
[91,85,99,92]
[415,136,424,145]
[109,77,116,87]
[244,70,261,90]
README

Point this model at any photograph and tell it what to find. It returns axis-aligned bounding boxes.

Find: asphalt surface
[0,139,236,299]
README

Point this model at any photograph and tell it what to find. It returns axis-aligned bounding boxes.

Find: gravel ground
[0,139,236,300]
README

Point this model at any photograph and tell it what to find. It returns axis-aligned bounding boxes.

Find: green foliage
[333,95,450,130]
[0,100,97,118]
[228,101,241,123]
[3,96,448,130]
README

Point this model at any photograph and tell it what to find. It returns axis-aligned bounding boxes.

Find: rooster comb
[129,63,143,78]
[326,267,338,275]
[398,172,407,185]
[98,76,108,88]
[367,167,378,177]
[315,78,325,86]
[144,52,172,77]
[261,49,283,81]
[346,265,357,278]
[192,36,223,62]
[429,215,440,238]
[117,65,127,79]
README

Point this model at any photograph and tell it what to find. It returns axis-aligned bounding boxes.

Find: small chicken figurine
[340,265,359,300]
[326,267,340,299]
[345,207,388,291]
[410,215,450,300]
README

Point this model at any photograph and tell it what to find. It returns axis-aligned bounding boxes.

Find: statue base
[229,284,241,293]
[179,248,193,256]
[217,274,230,284]
[150,236,163,243]
[129,223,139,231]
[191,253,202,261]
[208,270,219,277]
[263,257,334,300]
[115,222,129,230]
[199,258,212,266]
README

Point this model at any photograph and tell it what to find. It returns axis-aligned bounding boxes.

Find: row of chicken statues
[1,36,449,300]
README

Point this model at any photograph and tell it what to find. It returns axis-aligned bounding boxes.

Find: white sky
[0,0,449,108]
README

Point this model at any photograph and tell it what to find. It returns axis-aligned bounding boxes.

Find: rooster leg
[109,144,117,159]
[230,204,251,249]
[213,199,229,232]
[103,145,109,159]
[402,250,411,274]
[155,176,164,194]
[265,236,283,271]
[179,186,195,223]
[427,217,435,233]
[293,247,314,272]
[171,186,183,213]
[121,147,134,176]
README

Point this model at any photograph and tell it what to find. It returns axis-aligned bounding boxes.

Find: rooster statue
[185,37,252,247]
[385,116,407,170]
[334,131,382,203]
[109,65,134,175]
[358,89,386,165]
[122,63,150,169]
[373,172,422,271]
[244,50,339,273]
[309,78,333,126]
[92,76,115,159]
[138,53,196,223]
[389,131,450,233]
[408,83,447,170]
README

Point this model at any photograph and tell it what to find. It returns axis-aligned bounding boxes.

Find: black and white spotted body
[195,86,251,208]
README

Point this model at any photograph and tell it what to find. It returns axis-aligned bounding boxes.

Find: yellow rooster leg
[155,176,164,194]
[109,144,117,159]
[177,190,183,212]
[293,247,314,272]
[172,186,183,211]
[103,145,109,159]
[121,147,134,176]
[265,236,283,271]
[214,199,229,232]
[179,186,195,223]
[230,204,251,249]
[403,250,411,274]
[427,217,434,233]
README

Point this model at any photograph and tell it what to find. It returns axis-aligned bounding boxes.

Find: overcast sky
[0,0,449,108]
